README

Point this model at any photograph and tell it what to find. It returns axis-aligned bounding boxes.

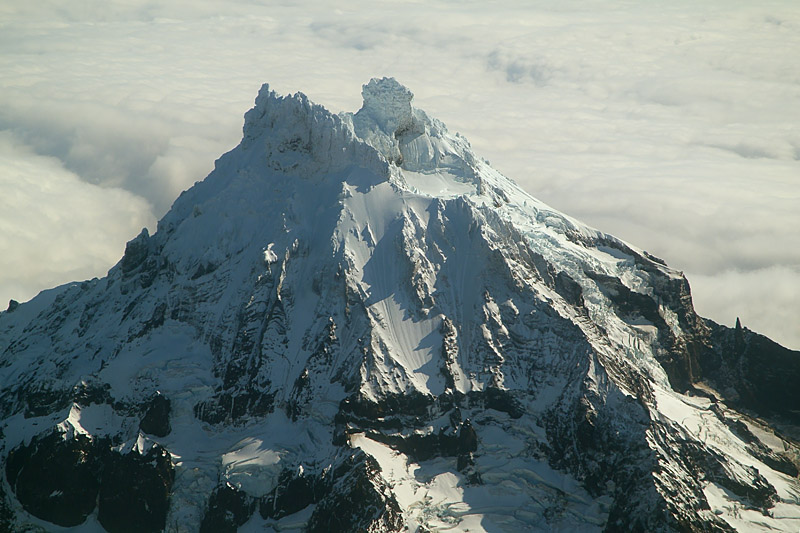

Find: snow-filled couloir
[1,77,799,532]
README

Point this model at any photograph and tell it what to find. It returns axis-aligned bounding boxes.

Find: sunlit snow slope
[1,78,799,533]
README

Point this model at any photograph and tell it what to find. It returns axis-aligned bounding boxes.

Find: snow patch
[221,437,284,498]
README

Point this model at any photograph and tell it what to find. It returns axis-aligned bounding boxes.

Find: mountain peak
[235,78,479,195]
[349,77,481,180]
[2,79,799,533]
[239,83,387,179]
[358,77,415,135]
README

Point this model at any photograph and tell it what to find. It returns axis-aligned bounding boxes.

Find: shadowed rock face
[5,432,100,527]
[201,483,255,533]
[199,450,403,533]
[697,320,800,424]
[5,432,174,532]
[306,451,403,533]
[139,393,171,437]
[97,445,174,533]
[0,483,12,533]
[1,79,798,532]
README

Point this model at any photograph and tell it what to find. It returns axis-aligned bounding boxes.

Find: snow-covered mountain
[1,78,798,532]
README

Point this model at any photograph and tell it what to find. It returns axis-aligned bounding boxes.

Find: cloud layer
[0,133,153,305]
[2,0,798,348]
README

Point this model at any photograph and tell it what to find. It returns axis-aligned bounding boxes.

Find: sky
[1,0,798,349]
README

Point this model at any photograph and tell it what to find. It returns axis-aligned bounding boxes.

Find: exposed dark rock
[701,320,800,423]
[458,418,478,454]
[357,417,478,467]
[752,448,799,479]
[307,451,403,533]
[139,393,171,437]
[0,482,15,533]
[72,381,114,407]
[339,390,434,421]
[710,405,759,445]
[365,429,455,462]
[259,467,320,520]
[194,388,275,424]
[681,440,778,513]
[19,386,70,418]
[120,229,151,275]
[455,452,472,472]
[5,300,18,313]
[584,270,663,325]
[335,391,436,433]
[541,384,696,532]
[643,250,667,266]
[191,261,218,280]
[118,231,172,292]
[584,269,701,392]
[286,368,310,421]
[255,451,403,531]
[555,271,584,307]
[5,431,100,527]
[200,482,255,533]
[5,431,174,531]
[336,388,523,436]
[77,298,103,337]
[97,444,175,533]
[134,302,167,339]
[710,405,799,478]
[455,420,480,481]
[477,387,525,419]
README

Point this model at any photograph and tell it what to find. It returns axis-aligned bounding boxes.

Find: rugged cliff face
[1,78,798,532]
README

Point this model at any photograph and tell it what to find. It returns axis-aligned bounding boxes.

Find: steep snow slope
[1,78,798,532]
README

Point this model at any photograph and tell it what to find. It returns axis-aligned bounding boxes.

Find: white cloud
[689,266,800,350]
[1,0,798,348]
[0,133,154,306]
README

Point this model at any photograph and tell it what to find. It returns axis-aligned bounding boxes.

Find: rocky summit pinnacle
[358,77,415,134]
[1,80,799,532]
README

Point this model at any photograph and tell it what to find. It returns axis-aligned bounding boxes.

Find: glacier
[1,77,798,532]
